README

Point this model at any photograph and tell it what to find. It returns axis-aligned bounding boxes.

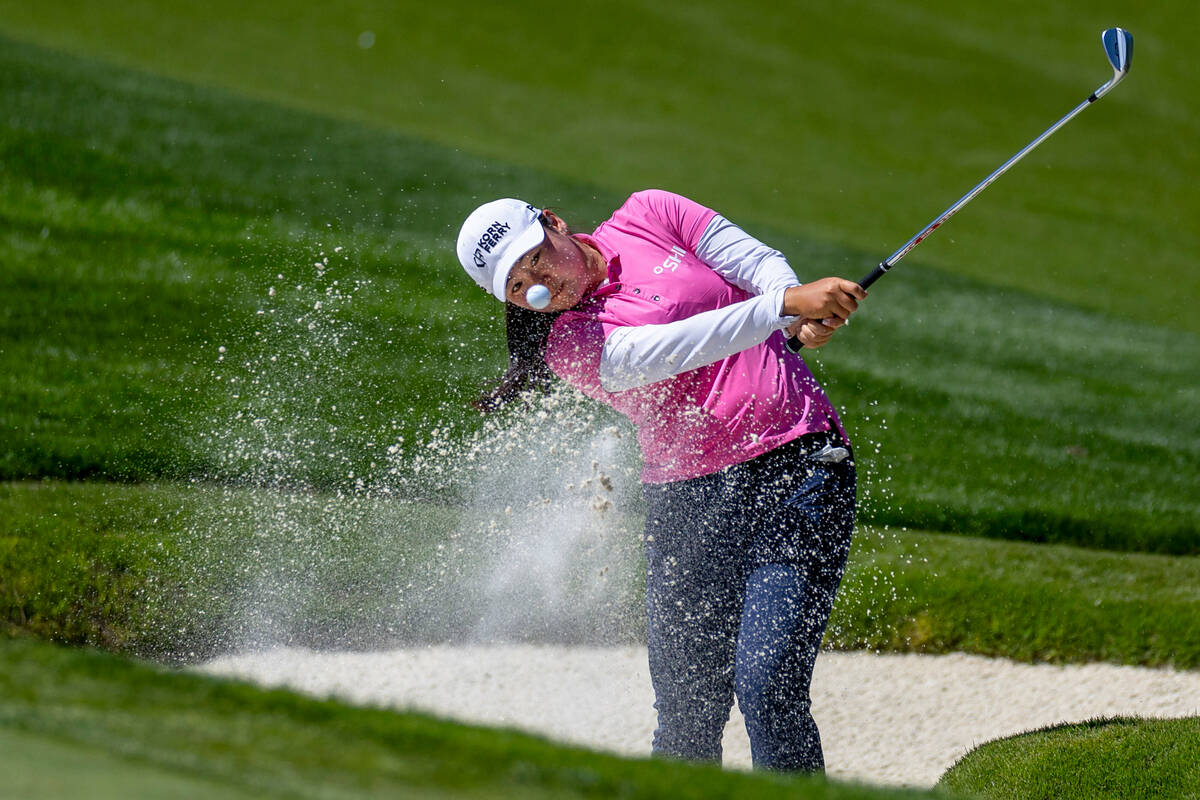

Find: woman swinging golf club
[455,190,865,772]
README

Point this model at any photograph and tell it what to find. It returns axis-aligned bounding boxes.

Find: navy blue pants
[642,431,856,772]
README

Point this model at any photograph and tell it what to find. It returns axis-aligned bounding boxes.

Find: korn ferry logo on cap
[471,220,510,268]
[456,199,545,301]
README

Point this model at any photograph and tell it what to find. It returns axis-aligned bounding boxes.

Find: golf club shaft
[785,71,1123,353]
[869,92,1100,286]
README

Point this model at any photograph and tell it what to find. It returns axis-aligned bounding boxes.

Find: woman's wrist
[780,285,810,318]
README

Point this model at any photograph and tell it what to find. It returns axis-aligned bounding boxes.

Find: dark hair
[473,303,561,411]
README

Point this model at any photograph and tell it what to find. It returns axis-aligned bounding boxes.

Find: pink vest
[545,190,845,483]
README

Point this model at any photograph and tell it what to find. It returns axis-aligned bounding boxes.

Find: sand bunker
[199,646,1200,787]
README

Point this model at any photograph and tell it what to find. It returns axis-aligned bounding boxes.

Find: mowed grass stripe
[0,0,1196,333]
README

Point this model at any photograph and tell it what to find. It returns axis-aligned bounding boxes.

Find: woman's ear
[542,209,570,235]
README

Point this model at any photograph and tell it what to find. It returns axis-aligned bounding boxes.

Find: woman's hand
[785,317,844,349]
[781,278,866,322]
[780,278,865,349]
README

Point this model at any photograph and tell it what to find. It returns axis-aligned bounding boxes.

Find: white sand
[198,646,1200,788]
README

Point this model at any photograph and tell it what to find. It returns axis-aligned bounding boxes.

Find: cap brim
[490,221,546,301]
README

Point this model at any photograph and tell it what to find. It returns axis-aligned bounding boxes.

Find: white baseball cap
[456,199,545,301]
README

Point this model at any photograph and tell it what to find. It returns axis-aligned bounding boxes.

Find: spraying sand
[184,240,1198,789]
[198,645,1200,788]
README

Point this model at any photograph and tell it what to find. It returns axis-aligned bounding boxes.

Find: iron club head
[784,26,1137,355]
[1097,28,1133,96]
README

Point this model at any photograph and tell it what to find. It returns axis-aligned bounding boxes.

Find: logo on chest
[654,246,686,275]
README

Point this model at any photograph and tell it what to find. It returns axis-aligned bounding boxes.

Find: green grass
[5,480,1199,669]
[0,726,262,800]
[0,636,930,800]
[1,5,1198,797]
[829,528,1200,667]
[1,35,1196,551]
[939,717,1200,800]
[0,32,560,485]
[1,1,1197,334]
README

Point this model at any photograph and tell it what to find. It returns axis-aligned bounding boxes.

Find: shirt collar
[572,233,621,299]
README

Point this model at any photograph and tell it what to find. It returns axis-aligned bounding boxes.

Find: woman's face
[504,210,605,312]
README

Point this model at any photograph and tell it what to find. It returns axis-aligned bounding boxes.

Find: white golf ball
[526,284,551,310]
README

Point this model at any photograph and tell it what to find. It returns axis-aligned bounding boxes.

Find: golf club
[785,27,1133,354]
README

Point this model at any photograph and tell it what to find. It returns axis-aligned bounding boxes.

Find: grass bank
[0,636,928,800]
[830,528,1200,667]
[5,481,1198,669]
[939,717,1200,800]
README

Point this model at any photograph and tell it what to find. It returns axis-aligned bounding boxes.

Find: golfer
[455,190,865,772]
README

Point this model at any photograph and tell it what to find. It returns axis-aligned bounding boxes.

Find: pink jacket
[545,190,846,484]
